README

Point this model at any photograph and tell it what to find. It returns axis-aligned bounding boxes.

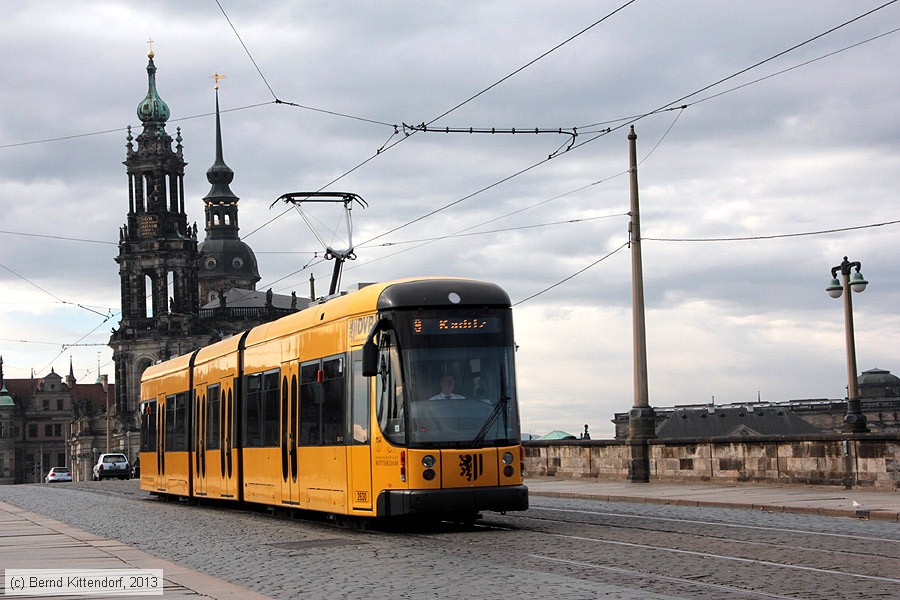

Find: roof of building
[70,383,115,414]
[540,430,577,440]
[0,386,14,407]
[655,405,823,439]
[859,368,900,387]
[200,287,303,310]
[0,376,112,413]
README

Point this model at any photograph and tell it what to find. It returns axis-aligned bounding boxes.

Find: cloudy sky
[2,1,900,438]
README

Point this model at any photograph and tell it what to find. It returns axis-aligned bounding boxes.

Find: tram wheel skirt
[377,485,528,517]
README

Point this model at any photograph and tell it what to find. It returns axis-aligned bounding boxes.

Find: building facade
[0,358,111,483]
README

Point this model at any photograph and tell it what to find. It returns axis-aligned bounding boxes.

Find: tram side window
[263,371,280,446]
[206,384,220,450]
[299,362,321,445]
[322,357,344,444]
[245,373,262,446]
[165,396,176,451]
[140,401,157,452]
[173,392,189,451]
[244,370,281,447]
[351,355,369,444]
[299,355,346,446]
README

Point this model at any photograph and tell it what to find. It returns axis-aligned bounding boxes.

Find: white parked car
[92,453,130,481]
[45,467,72,483]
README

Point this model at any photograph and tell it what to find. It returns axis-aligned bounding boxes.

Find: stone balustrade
[524,434,900,490]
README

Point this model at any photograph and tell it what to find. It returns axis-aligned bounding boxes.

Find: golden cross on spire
[147,37,155,58]
[212,70,227,91]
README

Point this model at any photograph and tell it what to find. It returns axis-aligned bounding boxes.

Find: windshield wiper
[469,362,510,448]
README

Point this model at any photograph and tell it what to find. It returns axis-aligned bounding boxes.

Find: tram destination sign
[412,316,501,335]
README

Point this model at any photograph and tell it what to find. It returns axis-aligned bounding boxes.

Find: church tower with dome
[107,48,301,440]
[109,47,207,431]
[197,75,262,304]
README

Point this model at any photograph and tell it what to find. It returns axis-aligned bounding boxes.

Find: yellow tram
[139,277,528,519]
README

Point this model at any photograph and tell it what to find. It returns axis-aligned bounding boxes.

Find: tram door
[140,400,159,491]
[347,352,373,512]
[280,362,299,505]
[221,382,236,498]
[194,387,208,496]
[155,396,165,491]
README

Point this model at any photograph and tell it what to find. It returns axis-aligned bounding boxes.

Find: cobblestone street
[1,480,898,599]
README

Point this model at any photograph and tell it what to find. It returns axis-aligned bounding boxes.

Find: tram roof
[142,351,194,382]
[142,277,507,380]
[243,276,501,347]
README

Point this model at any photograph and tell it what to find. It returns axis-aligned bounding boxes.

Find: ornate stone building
[107,50,302,445]
[0,358,110,483]
[0,51,304,485]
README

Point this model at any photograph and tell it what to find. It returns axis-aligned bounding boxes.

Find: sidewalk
[525,476,900,521]
[0,501,269,599]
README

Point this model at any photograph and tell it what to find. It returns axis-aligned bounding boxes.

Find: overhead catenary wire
[8,3,900,372]
[0,262,112,318]
[248,0,641,240]
[356,4,900,251]
[513,241,630,306]
[644,218,900,243]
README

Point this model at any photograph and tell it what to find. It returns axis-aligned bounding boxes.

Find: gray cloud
[2,1,900,437]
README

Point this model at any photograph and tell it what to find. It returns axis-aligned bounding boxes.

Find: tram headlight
[503,465,515,477]
[423,468,436,481]
[422,454,436,468]
[502,452,514,465]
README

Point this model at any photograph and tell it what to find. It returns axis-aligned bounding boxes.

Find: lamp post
[101,374,110,452]
[626,126,655,482]
[826,256,870,433]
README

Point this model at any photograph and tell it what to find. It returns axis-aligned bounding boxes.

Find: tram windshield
[376,310,521,448]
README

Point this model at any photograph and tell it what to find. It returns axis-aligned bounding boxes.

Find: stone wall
[524,434,900,490]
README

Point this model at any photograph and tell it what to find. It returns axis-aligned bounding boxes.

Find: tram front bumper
[376,484,528,517]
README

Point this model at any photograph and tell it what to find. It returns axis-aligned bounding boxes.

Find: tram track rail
[482,505,900,599]
[514,506,900,560]
[363,504,900,599]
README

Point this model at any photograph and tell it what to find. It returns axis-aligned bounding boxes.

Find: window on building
[28,424,37,438]
[45,424,53,437]
[54,424,62,437]
[42,400,50,410]
[56,399,63,410]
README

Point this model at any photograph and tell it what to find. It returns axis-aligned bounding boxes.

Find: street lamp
[826,256,869,433]
[101,375,110,452]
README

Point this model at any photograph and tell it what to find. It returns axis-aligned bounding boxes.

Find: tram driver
[429,374,466,400]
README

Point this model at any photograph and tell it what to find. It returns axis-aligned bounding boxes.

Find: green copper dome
[136,50,171,124]
[0,385,14,408]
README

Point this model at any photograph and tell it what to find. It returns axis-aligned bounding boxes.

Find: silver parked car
[92,453,130,481]
[45,467,72,483]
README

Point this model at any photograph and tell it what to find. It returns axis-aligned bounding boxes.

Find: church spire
[136,40,170,133]
[204,78,238,206]
[197,73,261,302]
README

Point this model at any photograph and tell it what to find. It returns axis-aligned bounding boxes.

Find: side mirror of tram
[362,340,379,377]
